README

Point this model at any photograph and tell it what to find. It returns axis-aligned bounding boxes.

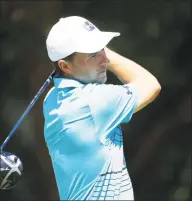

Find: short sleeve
[88,83,138,136]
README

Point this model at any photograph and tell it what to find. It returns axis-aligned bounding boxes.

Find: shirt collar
[53,77,84,89]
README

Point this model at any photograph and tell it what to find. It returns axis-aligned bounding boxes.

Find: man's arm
[105,47,161,113]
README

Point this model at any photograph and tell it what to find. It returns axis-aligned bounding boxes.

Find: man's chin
[98,76,107,84]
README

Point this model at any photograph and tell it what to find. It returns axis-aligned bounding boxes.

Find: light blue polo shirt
[43,77,138,200]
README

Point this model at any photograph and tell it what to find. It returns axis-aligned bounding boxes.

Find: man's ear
[58,60,72,75]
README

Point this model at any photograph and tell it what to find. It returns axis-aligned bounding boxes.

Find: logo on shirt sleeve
[123,85,133,95]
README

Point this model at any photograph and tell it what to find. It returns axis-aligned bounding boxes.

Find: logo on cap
[84,21,95,32]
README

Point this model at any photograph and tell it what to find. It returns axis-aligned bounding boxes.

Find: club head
[0,151,23,190]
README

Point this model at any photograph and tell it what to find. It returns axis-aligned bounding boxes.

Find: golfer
[43,16,161,200]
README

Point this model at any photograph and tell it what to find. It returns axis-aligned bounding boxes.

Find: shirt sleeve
[87,83,138,137]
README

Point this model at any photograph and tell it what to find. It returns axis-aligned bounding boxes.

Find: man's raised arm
[106,47,161,113]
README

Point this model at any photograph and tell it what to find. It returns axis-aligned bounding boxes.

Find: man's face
[69,48,110,84]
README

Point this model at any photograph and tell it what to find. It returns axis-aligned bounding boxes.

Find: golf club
[0,70,56,190]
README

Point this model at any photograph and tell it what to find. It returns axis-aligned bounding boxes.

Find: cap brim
[75,31,120,54]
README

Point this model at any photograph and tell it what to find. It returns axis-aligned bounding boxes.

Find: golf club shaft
[0,71,56,151]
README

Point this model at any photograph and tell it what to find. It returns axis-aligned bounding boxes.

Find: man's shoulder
[82,83,129,98]
[82,83,120,93]
[43,87,55,104]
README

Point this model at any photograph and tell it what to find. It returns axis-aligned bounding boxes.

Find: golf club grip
[0,71,56,151]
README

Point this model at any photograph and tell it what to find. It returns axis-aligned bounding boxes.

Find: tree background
[0,0,191,200]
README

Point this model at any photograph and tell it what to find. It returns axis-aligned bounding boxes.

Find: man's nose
[99,50,110,64]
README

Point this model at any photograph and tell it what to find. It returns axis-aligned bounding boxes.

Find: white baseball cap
[46,16,120,62]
